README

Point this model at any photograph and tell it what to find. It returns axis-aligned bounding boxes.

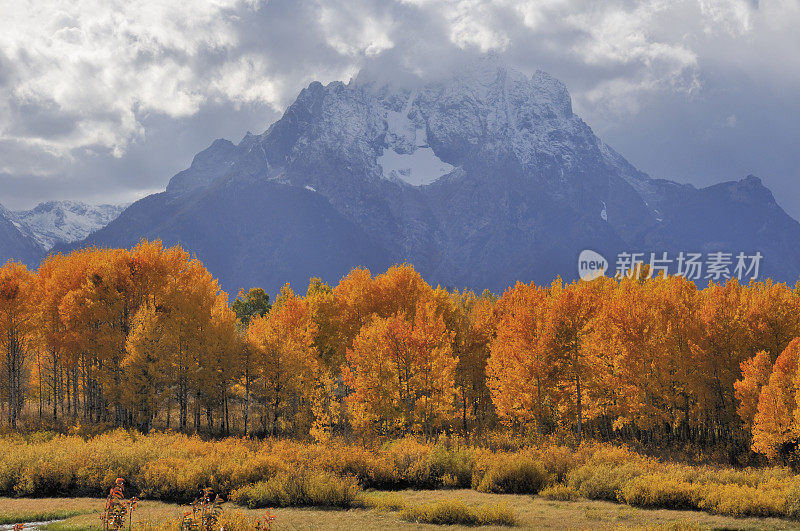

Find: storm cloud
[1,0,798,216]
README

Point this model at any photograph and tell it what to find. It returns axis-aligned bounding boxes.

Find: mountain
[0,203,44,267]
[12,201,126,250]
[72,56,800,294]
[74,180,392,295]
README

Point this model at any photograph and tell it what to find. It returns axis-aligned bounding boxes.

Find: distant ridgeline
[2,240,800,461]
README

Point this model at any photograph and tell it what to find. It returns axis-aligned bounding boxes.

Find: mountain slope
[79,177,394,294]
[0,203,43,267]
[639,175,800,282]
[64,57,800,294]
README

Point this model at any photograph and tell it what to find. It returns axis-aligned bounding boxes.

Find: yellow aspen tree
[123,301,172,432]
[0,262,36,428]
[487,281,554,432]
[734,350,772,434]
[542,277,605,443]
[247,284,320,436]
[751,339,800,458]
[343,299,455,437]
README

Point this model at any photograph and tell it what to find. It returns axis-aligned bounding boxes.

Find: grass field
[4,433,800,528]
[2,491,799,530]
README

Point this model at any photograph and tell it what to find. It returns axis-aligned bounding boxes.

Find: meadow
[2,431,800,529]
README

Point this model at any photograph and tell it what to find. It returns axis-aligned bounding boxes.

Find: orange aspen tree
[599,276,683,433]
[445,289,496,437]
[542,278,606,443]
[35,251,91,422]
[343,299,455,437]
[734,350,772,434]
[373,264,434,319]
[327,267,378,369]
[487,282,554,432]
[0,262,35,428]
[691,279,749,439]
[247,285,320,436]
[744,280,800,361]
[751,339,800,458]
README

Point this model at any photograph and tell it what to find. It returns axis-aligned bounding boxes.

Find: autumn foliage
[3,242,800,461]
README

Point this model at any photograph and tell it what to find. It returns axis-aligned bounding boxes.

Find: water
[0,520,63,530]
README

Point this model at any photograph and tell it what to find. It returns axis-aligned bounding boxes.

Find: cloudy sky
[1,0,799,217]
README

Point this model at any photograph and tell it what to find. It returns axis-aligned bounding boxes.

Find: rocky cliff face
[72,56,800,294]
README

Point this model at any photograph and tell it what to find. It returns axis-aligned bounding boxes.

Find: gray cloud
[0,0,798,218]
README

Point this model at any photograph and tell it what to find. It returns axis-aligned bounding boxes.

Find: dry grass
[0,498,101,525]
[4,434,800,523]
[2,491,796,530]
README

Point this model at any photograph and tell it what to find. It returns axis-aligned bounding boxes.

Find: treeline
[2,241,800,460]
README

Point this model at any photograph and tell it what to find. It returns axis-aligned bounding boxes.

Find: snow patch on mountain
[379,93,454,186]
[378,145,455,186]
[13,201,126,250]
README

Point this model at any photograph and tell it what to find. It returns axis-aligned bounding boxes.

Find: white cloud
[317,2,395,57]
[699,0,754,35]
[0,0,261,171]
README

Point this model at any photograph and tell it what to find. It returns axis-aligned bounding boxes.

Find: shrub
[474,502,517,526]
[534,445,579,484]
[619,475,702,510]
[6,432,800,521]
[426,444,475,488]
[567,462,646,501]
[698,480,789,517]
[229,470,362,508]
[360,492,408,512]
[540,483,579,501]
[476,456,547,494]
[401,499,515,526]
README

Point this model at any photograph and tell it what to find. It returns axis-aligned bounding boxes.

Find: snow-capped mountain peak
[62,57,800,294]
[12,200,126,250]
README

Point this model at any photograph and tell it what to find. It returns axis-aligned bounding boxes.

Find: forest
[2,240,800,465]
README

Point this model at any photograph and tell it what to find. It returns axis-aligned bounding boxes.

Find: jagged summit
[67,59,800,294]
[165,60,607,198]
[12,200,126,250]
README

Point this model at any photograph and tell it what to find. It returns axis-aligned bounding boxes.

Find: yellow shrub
[229,470,362,508]
[567,462,647,501]
[699,480,790,517]
[475,455,547,494]
[401,498,515,526]
[361,492,408,512]
[619,475,702,510]
[4,431,800,521]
